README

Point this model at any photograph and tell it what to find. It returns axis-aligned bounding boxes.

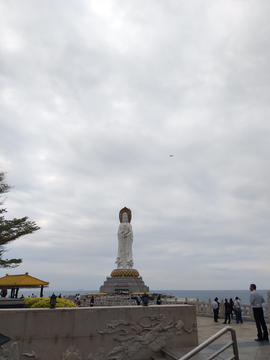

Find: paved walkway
[196,315,270,359]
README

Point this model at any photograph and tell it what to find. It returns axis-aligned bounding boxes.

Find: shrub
[24,297,39,308]
[24,297,76,308]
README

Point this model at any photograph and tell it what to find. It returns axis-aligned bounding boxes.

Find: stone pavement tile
[254,346,270,360]
[196,316,270,360]
[165,317,270,359]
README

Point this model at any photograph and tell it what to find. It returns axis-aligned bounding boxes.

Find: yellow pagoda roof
[0,272,49,288]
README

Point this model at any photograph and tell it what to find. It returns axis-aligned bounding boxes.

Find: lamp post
[141,292,149,306]
[50,293,57,309]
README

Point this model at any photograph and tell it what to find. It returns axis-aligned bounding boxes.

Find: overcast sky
[1,0,270,292]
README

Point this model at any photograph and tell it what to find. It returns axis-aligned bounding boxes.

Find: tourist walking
[156,294,162,305]
[136,294,141,305]
[223,298,231,324]
[234,296,243,324]
[211,297,219,322]
[90,295,94,307]
[249,284,269,341]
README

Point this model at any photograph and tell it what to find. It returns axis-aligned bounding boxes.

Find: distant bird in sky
[169,155,174,157]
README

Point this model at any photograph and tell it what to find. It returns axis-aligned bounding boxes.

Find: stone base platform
[100,271,149,294]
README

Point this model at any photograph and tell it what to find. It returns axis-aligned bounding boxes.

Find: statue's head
[122,212,128,223]
[119,207,132,223]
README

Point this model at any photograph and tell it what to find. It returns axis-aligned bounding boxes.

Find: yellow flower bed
[24,297,76,308]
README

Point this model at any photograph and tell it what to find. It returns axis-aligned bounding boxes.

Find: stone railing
[161,297,269,322]
[64,291,270,322]
[64,295,157,307]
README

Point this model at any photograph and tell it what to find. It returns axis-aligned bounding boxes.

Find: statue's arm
[129,225,133,240]
[117,224,123,234]
[125,224,133,236]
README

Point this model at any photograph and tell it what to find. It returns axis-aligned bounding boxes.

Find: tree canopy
[0,171,40,268]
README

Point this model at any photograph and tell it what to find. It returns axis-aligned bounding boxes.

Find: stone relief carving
[98,314,197,358]
[0,342,20,360]
[0,346,9,360]
[62,347,82,360]
[1,344,107,360]
[98,320,128,335]
[108,356,123,360]
[22,351,38,359]
[0,314,196,360]
[87,348,105,360]
[0,343,39,360]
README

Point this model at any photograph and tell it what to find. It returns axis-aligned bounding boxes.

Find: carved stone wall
[0,305,198,360]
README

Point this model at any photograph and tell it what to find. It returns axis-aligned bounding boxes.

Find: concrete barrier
[0,305,198,360]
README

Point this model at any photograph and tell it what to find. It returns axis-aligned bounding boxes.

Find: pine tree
[0,171,40,268]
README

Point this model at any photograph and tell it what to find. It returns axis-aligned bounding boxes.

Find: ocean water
[153,290,269,305]
[17,289,269,304]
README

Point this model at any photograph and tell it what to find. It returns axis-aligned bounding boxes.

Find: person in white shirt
[249,284,269,342]
[234,297,243,324]
[211,297,219,322]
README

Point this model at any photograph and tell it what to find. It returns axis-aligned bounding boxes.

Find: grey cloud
[1,0,270,291]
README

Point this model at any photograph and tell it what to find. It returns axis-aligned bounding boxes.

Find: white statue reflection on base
[115,207,134,270]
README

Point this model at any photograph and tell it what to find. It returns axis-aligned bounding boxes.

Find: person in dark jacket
[223,298,231,324]
[229,298,234,319]
[156,294,162,305]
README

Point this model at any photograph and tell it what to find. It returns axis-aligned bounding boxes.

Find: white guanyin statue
[115,207,134,270]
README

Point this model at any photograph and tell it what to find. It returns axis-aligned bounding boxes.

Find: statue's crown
[119,207,132,223]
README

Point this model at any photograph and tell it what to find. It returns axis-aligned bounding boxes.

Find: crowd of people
[211,284,268,342]
[74,293,81,306]
[211,295,251,325]
[73,293,94,307]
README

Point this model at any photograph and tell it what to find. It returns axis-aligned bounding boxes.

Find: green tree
[0,171,40,268]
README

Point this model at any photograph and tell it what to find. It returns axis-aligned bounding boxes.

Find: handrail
[179,326,239,360]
